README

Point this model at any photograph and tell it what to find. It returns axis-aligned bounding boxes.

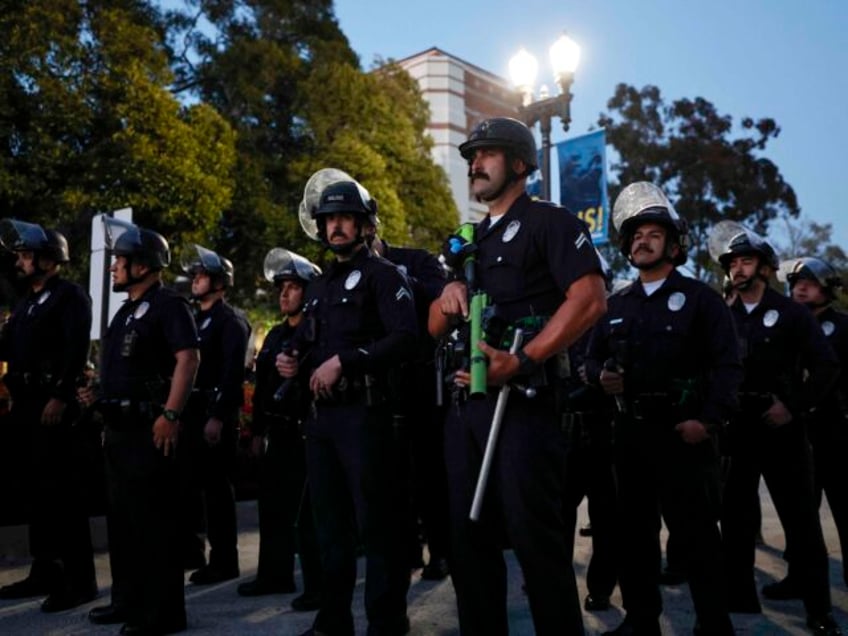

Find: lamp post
[509,33,580,201]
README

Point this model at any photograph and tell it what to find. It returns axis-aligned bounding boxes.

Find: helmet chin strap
[112,256,149,292]
[319,217,366,256]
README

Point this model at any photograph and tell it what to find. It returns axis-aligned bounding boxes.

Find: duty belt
[98,399,158,429]
[628,392,682,421]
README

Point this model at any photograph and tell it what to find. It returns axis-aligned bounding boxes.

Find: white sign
[89,208,133,341]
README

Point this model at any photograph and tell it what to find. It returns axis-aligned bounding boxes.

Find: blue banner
[525,148,544,199]
[556,130,609,245]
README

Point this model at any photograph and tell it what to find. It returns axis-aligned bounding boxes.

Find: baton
[469,328,524,521]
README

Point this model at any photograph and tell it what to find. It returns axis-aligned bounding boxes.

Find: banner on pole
[557,130,609,245]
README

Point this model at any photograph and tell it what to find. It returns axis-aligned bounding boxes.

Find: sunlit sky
[333,0,847,251]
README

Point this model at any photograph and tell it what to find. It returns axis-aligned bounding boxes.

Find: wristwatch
[162,408,181,422]
[515,350,539,376]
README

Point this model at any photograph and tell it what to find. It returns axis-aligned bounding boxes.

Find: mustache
[470,172,489,182]
[634,244,653,254]
[330,230,348,239]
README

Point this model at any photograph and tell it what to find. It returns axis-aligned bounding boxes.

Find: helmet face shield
[612,182,689,265]
[102,217,170,269]
[612,182,681,232]
[181,244,223,275]
[263,248,321,285]
[298,168,355,241]
[103,217,140,253]
[709,220,777,271]
[0,219,49,253]
[181,244,233,287]
[779,257,842,291]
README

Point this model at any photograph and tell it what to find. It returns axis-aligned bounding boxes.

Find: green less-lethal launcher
[457,223,489,398]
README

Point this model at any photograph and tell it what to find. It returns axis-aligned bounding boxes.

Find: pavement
[0,482,846,635]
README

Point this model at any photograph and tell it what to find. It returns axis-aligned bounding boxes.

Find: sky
[333,0,848,251]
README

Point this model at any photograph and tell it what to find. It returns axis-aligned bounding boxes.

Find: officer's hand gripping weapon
[603,358,627,414]
[469,328,524,522]
[446,223,488,398]
[274,348,310,402]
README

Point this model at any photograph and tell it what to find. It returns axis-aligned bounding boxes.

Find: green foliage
[166,0,457,305]
[599,84,799,286]
[0,0,236,282]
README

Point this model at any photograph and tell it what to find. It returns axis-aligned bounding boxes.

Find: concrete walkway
[0,483,846,635]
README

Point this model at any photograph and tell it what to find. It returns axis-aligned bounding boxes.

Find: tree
[291,59,457,250]
[0,0,236,284]
[598,84,799,285]
[167,0,457,304]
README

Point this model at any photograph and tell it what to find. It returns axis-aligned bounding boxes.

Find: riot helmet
[709,220,778,273]
[780,256,842,302]
[181,244,234,289]
[44,230,70,263]
[263,248,321,287]
[612,182,689,267]
[0,219,49,254]
[311,180,378,255]
[0,219,69,280]
[264,248,320,316]
[459,117,538,175]
[103,217,170,292]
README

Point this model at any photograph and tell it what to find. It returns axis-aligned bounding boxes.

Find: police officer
[364,218,451,579]
[85,217,199,635]
[237,248,322,611]
[713,223,842,635]
[584,183,741,636]
[178,244,250,585]
[278,176,418,636]
[430,117,607,636]
[777,257,848,593]
[0,219,96,612]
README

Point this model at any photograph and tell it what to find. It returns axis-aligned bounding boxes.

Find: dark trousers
[256,422,321,595]
[15,397,96,593]
[613,424,731,633]
[563,413,617,599]
[809,414,848,587]
[722,418,832,616]
[408,400,451,563]
[104,426,185,629]
[306,402,410,636]
[178,410,239,571]
[444,393,584,636]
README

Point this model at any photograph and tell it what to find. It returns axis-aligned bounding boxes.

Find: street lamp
[509,33,581,201]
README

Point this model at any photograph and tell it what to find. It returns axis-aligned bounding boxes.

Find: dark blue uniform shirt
[816,306,848,420]
[586,269,743,428]
[194,299,250,419]
[471,193,602,322]
[0,275,92,403]
[100,282,199,402]
[729,287,839,416]
[293,247,418,378]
